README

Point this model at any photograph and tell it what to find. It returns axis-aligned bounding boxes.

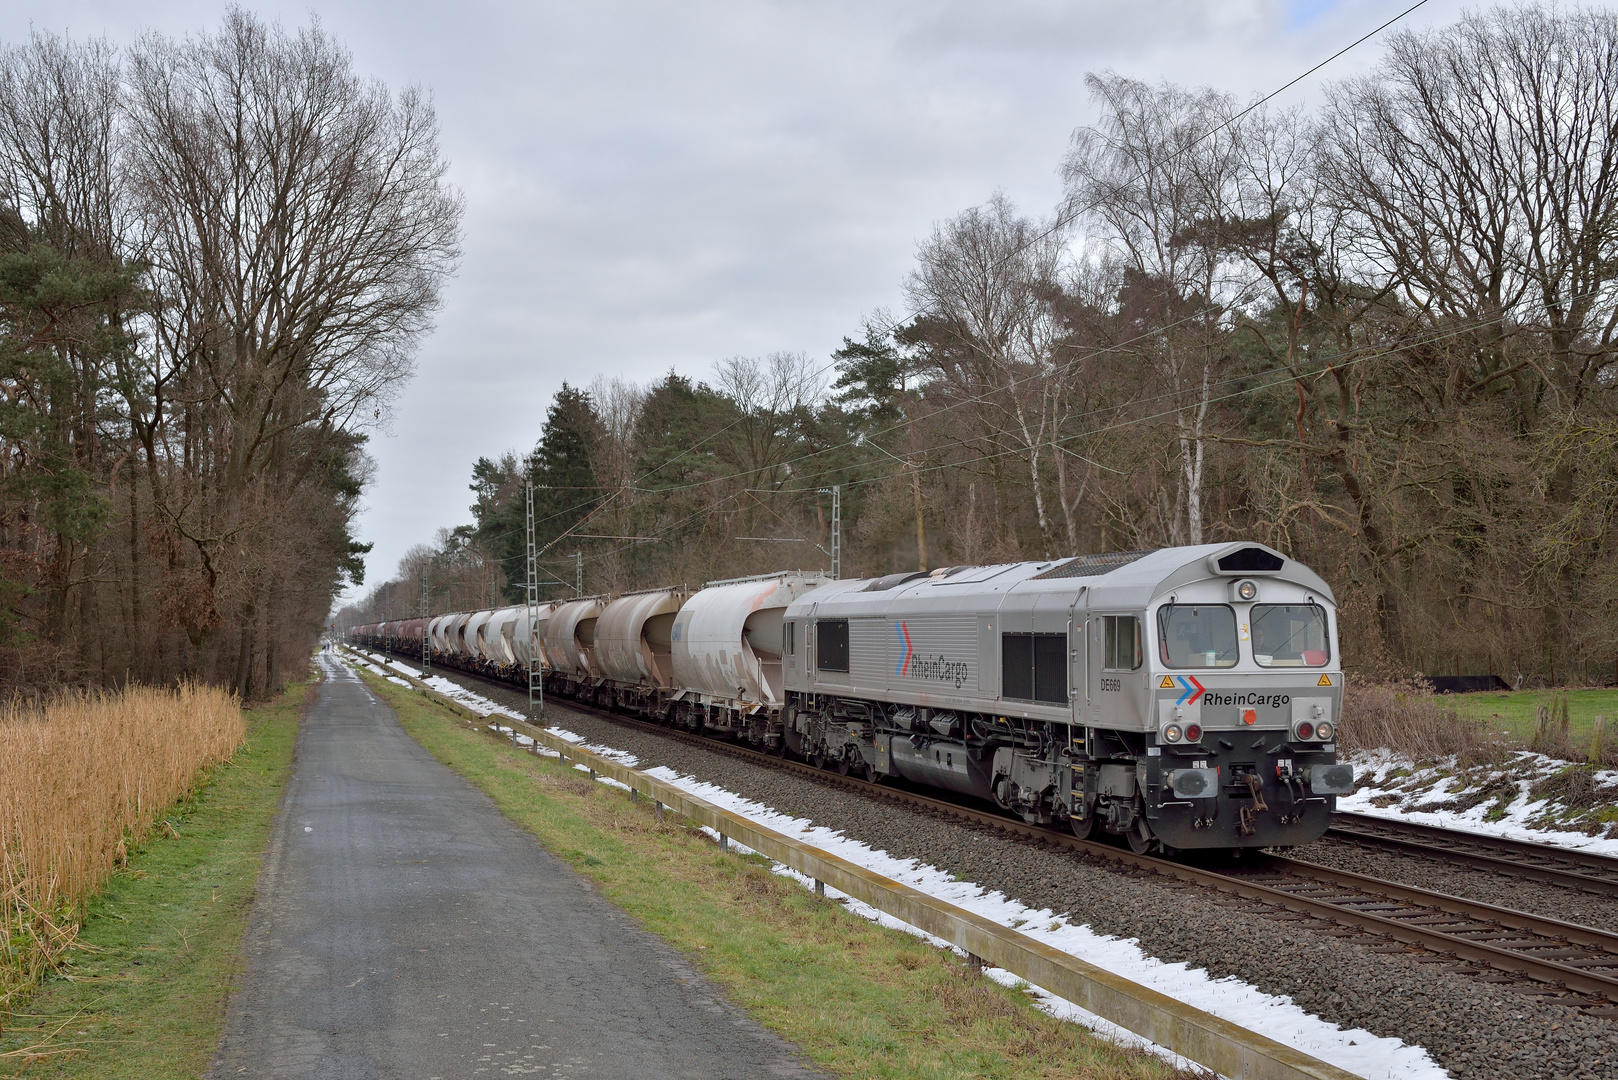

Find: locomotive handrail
[357,649,1361,1080]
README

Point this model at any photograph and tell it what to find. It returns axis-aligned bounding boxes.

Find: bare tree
[906,193,1066,557]
[1063,75,1253,546]
[124,9,461,693]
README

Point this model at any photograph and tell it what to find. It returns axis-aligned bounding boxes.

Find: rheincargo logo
[1202,691,1291,708]
[895,622,969,688]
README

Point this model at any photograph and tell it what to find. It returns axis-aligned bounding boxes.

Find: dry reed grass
[0,684,244,1018]
[1339,680,1501,764]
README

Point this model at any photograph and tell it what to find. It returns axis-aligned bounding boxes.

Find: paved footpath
[210,654,821,1080]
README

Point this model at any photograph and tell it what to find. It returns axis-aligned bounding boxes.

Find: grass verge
[1445,686,1618,750]
[0,682,305,1078]
[357,667,1202,1080]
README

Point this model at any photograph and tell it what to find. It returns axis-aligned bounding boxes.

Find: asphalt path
[210,654,820,1079]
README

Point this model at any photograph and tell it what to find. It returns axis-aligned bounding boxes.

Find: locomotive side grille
[848,618,891,685]
[1028,550,1152,580]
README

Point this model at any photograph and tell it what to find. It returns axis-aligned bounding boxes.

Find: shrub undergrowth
[1339,680,1501,764]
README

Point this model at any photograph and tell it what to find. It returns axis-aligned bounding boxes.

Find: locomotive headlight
[1235,579,1258,601]
[1163,724,1184,743]
[1316,721,1334,741]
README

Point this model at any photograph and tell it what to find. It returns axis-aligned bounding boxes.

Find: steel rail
[1328,811,1618,897]
[368,650,1618,1005]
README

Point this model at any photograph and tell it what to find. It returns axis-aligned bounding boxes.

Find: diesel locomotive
[349,541,1353,854]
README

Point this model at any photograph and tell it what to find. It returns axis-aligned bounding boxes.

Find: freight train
[348,542,1353,854]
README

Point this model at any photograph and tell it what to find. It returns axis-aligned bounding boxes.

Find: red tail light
[1296,721,1315,740]
[1185,724,1202,742]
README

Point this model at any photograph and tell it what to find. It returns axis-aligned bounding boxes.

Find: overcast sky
[17,0,1472,603]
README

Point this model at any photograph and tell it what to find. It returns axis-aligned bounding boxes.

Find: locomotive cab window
[1157,605,1238,668]
[1252,604,1330,667]
[815,619,849,672]
[1002,633,1067,703]
[1102,615,1142,671]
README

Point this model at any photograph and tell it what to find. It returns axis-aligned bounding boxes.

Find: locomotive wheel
[834,758,852,776]
[1068,813,1096,841]
[1126,818,1155,855]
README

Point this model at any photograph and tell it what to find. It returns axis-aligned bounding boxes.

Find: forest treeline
[0,12,461,695]
[343,3,1618,686]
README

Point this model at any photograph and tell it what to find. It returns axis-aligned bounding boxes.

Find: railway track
[366,650,1618,1014]
[1328,810,1618,897]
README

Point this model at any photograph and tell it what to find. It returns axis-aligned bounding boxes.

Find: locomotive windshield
[1252,604,1330,667]
[1157,605,1238,668]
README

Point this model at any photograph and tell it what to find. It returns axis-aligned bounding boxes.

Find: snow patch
[1342,748,1618,857]
[633,765,1444,1080]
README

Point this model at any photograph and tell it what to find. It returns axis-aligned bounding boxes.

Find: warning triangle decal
[1160,676,1175,688]
[1318,674,1333,686]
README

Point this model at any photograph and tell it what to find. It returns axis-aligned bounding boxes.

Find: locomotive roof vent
[1211,546,1285,575]
[863,570,930,592]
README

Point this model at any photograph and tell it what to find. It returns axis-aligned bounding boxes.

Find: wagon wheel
[1126,817,1155,855]
[1068,813,1096,841]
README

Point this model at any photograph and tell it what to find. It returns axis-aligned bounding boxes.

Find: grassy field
[359,669,1201,1080]
[0,684,304,1078]
[1444,687,1618,750]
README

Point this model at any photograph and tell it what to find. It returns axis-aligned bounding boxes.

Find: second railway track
[368,648,1618,1015]
[1329,810,1618,897]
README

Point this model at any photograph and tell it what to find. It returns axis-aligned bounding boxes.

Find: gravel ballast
[1295,837,1618,936]
[406,662,1617,1080]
